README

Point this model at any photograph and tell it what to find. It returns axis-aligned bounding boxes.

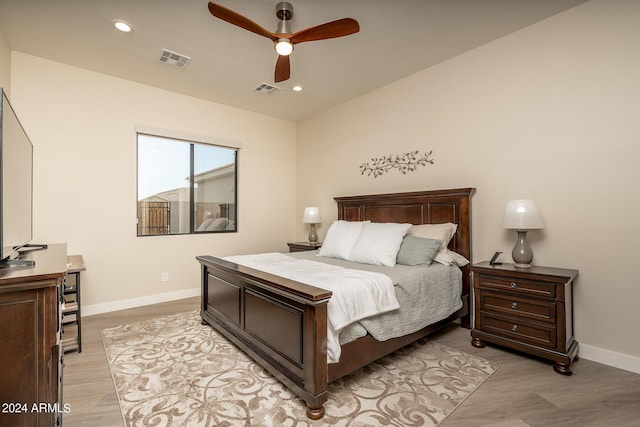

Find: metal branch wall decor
[360,150,434,178]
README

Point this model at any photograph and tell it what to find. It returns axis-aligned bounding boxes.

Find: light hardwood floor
[63,297,640,426]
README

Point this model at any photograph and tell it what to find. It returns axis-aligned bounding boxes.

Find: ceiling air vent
[254,82,280,94]
[159,49,191,68]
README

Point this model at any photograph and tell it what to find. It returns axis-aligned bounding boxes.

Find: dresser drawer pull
[510,282,518,288]
[511,324,519,332]
[511,302,518,309]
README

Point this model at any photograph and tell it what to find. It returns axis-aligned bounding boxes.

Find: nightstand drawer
[479,291,556,324]
[478,275,556,299]
[479,312,557,349]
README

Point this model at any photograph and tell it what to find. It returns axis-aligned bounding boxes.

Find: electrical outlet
[161,272,169,282]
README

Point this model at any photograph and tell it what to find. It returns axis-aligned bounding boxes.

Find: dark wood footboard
[198,255,469,419]
[197,255,332,419]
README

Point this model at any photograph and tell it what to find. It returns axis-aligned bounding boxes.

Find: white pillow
[349,222,413,267]
[433,249,470,267]
[408,223,458,250]
[318,220,368,260]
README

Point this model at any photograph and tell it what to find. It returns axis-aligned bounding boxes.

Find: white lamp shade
[302,207,321,224]
[501,199,544,230]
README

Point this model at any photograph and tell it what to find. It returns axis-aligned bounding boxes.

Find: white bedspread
[223,252,400,363]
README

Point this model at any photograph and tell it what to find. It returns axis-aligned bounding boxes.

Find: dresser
[470,261,579,375]
[0,244,67,426]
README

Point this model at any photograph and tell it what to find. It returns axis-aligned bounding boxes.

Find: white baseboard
[580,344,640,374]
[82,287,200,317]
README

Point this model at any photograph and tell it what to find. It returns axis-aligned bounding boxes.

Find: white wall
[10,53,297,313]
[0,25,10,93]
[296,0,640,370]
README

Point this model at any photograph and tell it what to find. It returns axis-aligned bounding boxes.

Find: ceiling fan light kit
[207,1,359,83]
[275,39,293,56]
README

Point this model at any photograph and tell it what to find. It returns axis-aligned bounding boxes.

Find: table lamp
[302,207,321,243]
[501,199,544,268]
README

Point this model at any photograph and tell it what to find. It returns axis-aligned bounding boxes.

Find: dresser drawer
[477,275,556,299]
[479,291,556,324]
[478,312,557,349]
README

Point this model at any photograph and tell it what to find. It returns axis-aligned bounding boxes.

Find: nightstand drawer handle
[510,282,518,288]
[511,302,518,309]
[512,324,519,332]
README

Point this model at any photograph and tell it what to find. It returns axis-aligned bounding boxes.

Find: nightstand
[287,241,322,252]
[470,262,579,375]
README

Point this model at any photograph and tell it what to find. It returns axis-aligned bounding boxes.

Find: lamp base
[514,262,532,268]
[512,230,534,267]
[308,224,318,243]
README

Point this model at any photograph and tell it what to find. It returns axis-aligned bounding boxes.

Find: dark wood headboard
[334,187,474,261]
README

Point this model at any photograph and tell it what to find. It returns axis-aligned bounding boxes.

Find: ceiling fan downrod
[276,2,293,34]
[276,2,293,21]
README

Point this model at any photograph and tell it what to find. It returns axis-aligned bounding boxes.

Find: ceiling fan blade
[208,2,278,41]
[275,55,291,83]
[290,18,359,44]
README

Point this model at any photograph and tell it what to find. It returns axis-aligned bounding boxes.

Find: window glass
[193,143,237,233]
[137,133,237,236]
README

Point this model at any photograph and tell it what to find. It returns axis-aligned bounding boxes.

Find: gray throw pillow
[396,236,442,266]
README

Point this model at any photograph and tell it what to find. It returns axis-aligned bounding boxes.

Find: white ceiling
[0,0,588,122]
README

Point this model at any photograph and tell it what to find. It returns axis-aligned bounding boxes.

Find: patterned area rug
[102,310,497,426]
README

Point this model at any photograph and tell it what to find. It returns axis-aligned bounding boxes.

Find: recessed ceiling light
[113,20,133,33]
[292,85,303,92]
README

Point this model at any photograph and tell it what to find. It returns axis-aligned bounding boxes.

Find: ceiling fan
[207,2,360,83]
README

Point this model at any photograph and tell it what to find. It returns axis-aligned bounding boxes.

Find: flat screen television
[0,87,34,264]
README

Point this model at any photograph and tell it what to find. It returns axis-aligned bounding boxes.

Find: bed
[197,187,474,419]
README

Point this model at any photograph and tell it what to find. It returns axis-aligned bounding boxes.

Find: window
[137,132,237,236]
